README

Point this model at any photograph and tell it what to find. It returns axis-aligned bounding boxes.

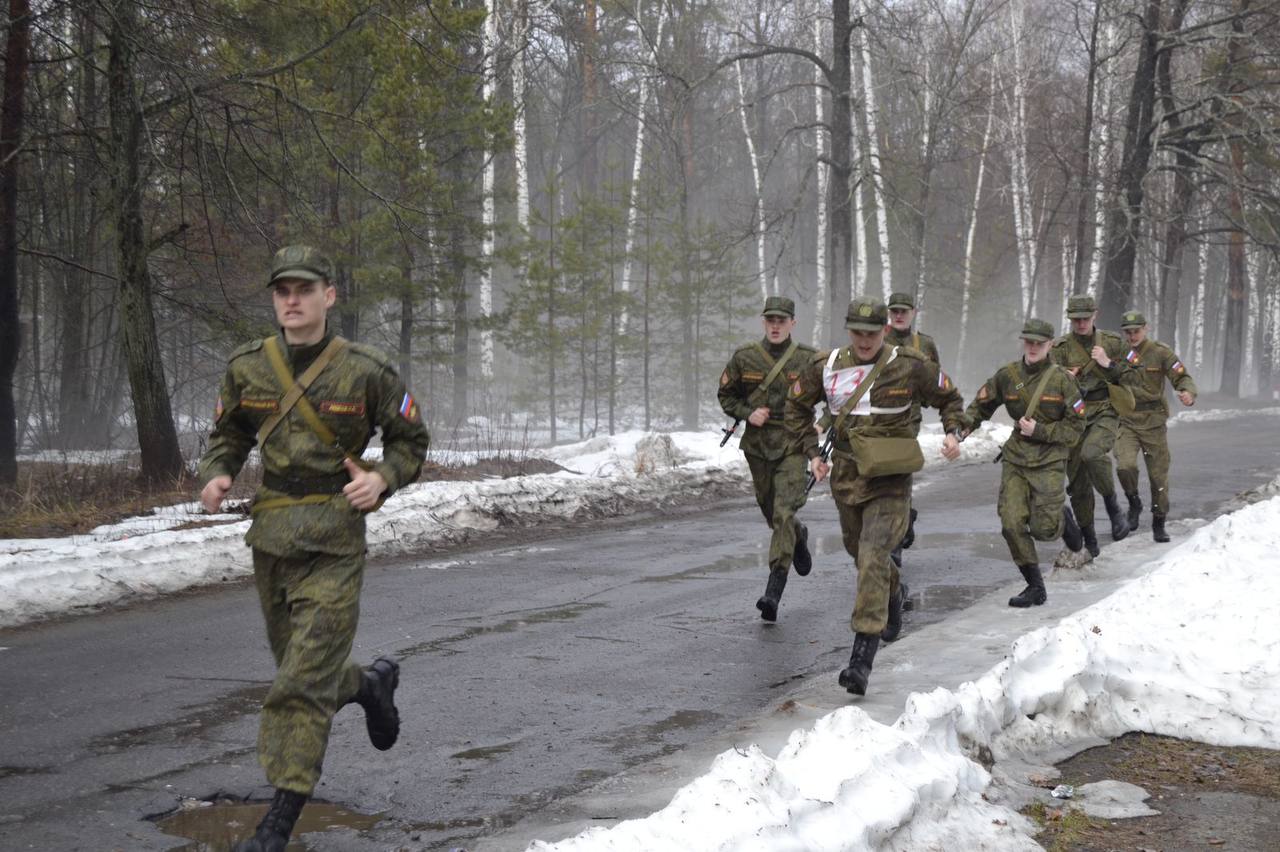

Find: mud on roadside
[1027,732,1280,851]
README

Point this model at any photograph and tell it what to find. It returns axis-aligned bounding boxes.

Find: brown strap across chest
[257,335,348,449]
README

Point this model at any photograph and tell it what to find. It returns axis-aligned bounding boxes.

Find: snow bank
[1170,405,1280,424]
[530,491,1280,851]
[0,424,1009,629]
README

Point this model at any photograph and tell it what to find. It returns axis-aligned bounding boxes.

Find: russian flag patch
[1126,348,1140,364]
[1172,360,1185,374]
[1072,397,1085,415]
[399,392,419,421]
[938,372,951,390]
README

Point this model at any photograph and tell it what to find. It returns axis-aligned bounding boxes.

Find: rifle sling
[746,340,799,408]
[258,335,348,450]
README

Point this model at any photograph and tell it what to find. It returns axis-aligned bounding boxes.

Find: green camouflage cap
[1019,317,1055,342]
[1120,310,1147,329]
[845,298,888,331]
[887,291,915,309]
[761,296,796,318]
[268,244,335,287]
[1065,294,1097,318]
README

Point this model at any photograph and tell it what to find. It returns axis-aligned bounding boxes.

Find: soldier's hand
[941,434,961,461]
[1018,416,1037,437]
[1090,345,1111,368]
[1178,391,1195,406]
[747,407,771,427]
[808,456,830,483]
[343,458,388,511]
[201,475,232,514]
[1066,366,1080,377]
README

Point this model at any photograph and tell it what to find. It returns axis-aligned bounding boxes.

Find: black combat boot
[793,523,812,576]
[1009,564,1047,607]
[838,632,880,695]
[1152,514,1170,543]
[1081,524,1101,558]
[756,567,789,622]
[1125,492,1143,530]
[901,508,919,550]
[355,656,401,751]
[881,582,909,643]
[1062,506,1083,553]
[234,789,307,852]
[1103,493,1130,541]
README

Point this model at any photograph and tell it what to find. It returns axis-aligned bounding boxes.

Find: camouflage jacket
[963,358,1085,468]
[885,327,940,365]
[1049,329,1136,417]
[786,344,964,500]
[1119,338,1197,429]
[198,331,430,557]
[718,337,816,460]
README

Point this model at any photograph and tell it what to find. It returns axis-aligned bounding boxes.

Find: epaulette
[894,345,925,361]
[229,338,267,361]
[345,341,395,369]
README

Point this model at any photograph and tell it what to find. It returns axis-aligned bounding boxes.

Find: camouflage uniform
[1113,311,1197,531]
[1049,295,1136,541]
[963,324,1085,571]
[885,292,941,561]
[718,298,816,577]
[198,250,429,798]
[785,302,964,636]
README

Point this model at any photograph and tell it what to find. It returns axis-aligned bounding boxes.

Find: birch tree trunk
[958,69,996,379]
[1003,3,1034,319]
[856,0,891,298]
[827,0,855,339]
[1088,22,1116,297]
[479,0,498,381]
[735,59,769,301]
[620,0,665,334]
[813,10,827,335]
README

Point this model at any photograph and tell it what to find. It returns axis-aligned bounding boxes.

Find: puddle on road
[911,584,996,611]
[89,684,270,753]
[640,551,765,583]
[452,740,519,761]
[0,765,52,780]
[398,602,607,659]
[591,709,722,755]
[155,799,384,851]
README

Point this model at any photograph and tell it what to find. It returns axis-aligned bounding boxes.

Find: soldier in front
[1114,310,1197,542]
[961,319,1086,607]
[785,299,964,696]
[198,245,430,852]
[718,296,817,622]
[1050,294,1136,556]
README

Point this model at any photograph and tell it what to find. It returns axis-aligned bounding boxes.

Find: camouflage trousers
[746,452,810,572]
[830,465,910,634]
[1067,409,1119,528]
[1115,422,1172,517]
[252,549,366,795]
[998,460,1067,567]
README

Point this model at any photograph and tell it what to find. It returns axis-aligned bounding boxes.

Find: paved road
[1,412,1276,851]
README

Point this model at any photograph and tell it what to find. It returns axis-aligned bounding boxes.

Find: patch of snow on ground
[1170,406,1280,424]
[529,491,1280,852]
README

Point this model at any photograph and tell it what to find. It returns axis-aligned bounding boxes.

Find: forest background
[1,0,1278,487]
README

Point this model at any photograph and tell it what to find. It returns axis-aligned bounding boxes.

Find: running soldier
[1050,294,1136,556]
[786,299,964,696]
[718,296,817,621]
[961,319,1086,606]
[1114,310,1197,542]
[199,245,430,852]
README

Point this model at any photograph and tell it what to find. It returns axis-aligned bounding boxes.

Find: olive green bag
[830,348,925,478]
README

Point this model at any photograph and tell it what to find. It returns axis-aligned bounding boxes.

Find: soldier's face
[273,278,336,340]
[849,326,887,361]
[1070,314,1096,336]
[762,315,795,343]
[1022,338,1051,363]
[1124,326,1148,346]
[888,307,915,331]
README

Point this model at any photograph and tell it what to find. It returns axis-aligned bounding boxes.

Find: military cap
[887,291,915,309]
[761,296,796,318]
[1019,317,1055,342]
[268,244,335,287]
[1065,294,1098,318]
[1120,310,1147,329]
[845,298,888,331]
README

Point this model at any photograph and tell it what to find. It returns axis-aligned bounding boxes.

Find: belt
[1133,399,1165,411]
[262,469,350,496]
[1082,387,1109,402]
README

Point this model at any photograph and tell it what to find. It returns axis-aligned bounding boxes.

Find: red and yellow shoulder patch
[399,392,420,422]
[977,384,989,402]
[720,370,731,387]
[214,397,225,421]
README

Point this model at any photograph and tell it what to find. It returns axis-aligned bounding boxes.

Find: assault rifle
[805,428,835,493]
[719,418,742,447]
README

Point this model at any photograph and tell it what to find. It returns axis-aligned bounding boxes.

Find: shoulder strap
[1022,366,1058,421]
[748,340,799,406]
[832,346,893,437]
[912,331,920,350]
[257,335,349,449]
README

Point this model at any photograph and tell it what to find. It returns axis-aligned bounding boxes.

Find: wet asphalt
[0,411,1276,851]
